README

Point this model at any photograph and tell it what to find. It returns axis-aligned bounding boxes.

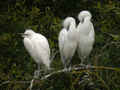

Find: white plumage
[77,10,95,64]
[22,29,50,77]
[59,17,77,70]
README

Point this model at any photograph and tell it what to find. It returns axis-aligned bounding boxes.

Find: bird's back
[59,28,77,65]
[59,17,77,66]
[23,37,35,59]
[77,20,95,57]
[24,33,50,69]
[59,28,68,51]
[32,33,50,68]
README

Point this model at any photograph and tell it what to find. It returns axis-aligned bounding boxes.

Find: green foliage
[0,0,120,90]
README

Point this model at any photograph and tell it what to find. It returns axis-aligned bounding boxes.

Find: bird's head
[78,10,92,23]
[63,17,76,30]
[18,29,35,38]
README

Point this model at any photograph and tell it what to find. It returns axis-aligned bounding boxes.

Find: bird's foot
[78,63,87,69]
[86,64,91,69]
[79,63,86,67]
[68,66,72,72]
[64,68,68,72]
[64,67,72,72]
[34,70,41,79]
[80,63,85,65]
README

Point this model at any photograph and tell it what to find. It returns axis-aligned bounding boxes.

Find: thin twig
[41,64,120,80]
[97,41,120,57]
[0,81,10,87]
[0,80,30,87]
[0,64,120,87]
[50,50,59,62]
[29,79,35,90]
[41,69,66,80]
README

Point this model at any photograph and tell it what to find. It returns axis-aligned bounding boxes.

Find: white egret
[58,17,77,70]
[77,10,95,65]
[21,29,51,78]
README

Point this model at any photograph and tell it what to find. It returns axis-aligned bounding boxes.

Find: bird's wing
[76,22,82,31]
[33,34,50,57]
[58,28,68,52]
[89,23,95,43]
[58,28,68,65]
[23,38,34,55]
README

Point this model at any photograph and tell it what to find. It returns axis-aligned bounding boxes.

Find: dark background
[0,0,120,89]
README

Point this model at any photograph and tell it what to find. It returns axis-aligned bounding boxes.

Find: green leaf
[110,34,120,41]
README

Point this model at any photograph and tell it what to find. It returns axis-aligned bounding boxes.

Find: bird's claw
[64,68,68,72]
[34,70,41,79]
[86,64,91,69]
[68,66,72,72]
[79,63,84,67]
[64,67,71,72]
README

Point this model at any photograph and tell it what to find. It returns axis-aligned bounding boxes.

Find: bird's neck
[69,22,76,31]
[81,17,92,35]
[84,17,91,23]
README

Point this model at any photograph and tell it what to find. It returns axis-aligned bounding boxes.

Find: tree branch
[41,64,120,80]
[0,64,120,89]
[0,80,30,87]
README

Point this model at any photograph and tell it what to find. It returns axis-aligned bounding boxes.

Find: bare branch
[29,79,35,90]
[0,81,10,87]
[0,80,30,87]
[0,64,120,88]
[50,49,59,62]
[41,64,120,80]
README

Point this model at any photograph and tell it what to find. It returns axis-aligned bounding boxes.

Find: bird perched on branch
[20,29,51,78]
[77,10,95,65]
[59,17,77,71]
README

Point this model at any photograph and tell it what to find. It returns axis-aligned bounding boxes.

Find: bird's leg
[86,56,92,71]
[34,64,41,78]
[34,70,40,79]
[68,63,72,72]
[41,65,50,76]
[87,56,91,66]
[67,58,72,72]
[78,50,85,66]
[64,63,68,72]
[62,56,68,72]
[80,57,84,65]
[81,56,91,69]
[80,56,88,69]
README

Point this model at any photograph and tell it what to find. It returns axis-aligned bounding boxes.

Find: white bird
[77,10,95,65]
[58,17,77,70]
[21,29,51,78]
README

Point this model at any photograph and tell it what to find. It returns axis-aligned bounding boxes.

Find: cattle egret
[58,17,77,71]
[77,10,95,65]
[21,29,51,78]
